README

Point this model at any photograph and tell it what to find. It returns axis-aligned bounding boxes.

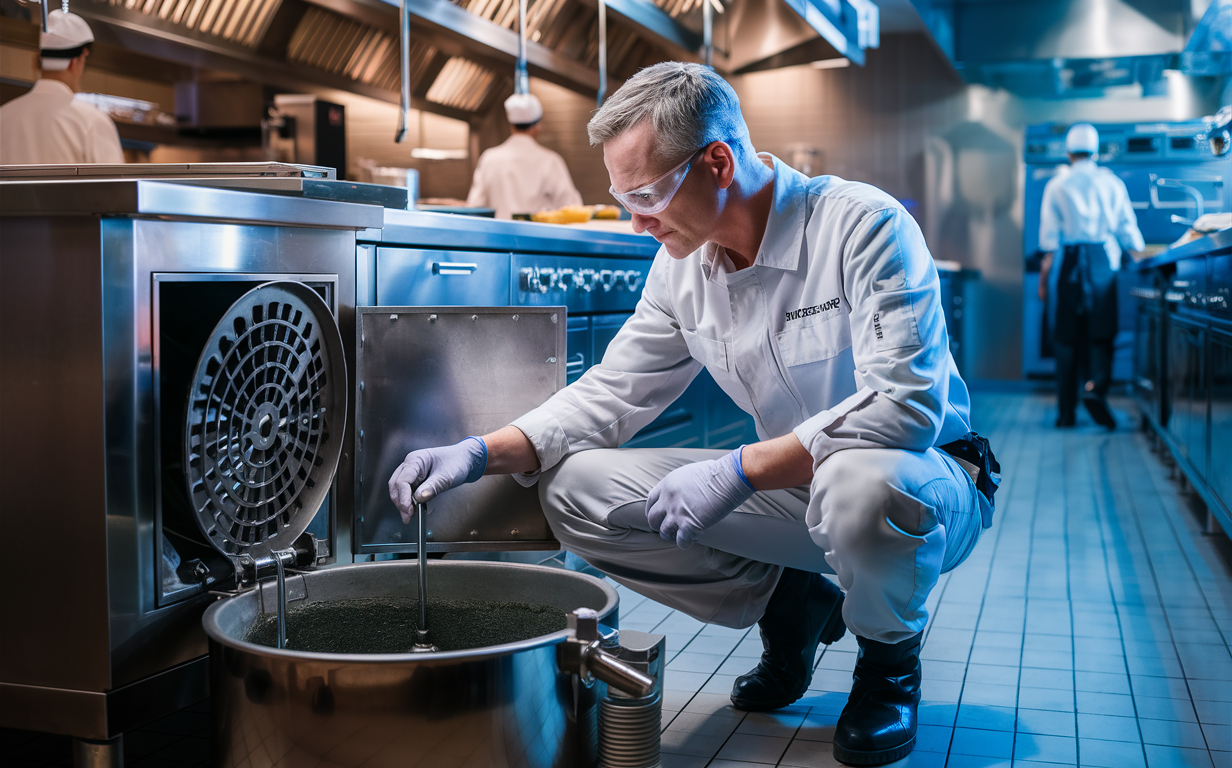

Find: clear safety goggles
[609,147,704,216]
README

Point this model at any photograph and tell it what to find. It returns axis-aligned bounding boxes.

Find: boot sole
[832,736,915,766]
[729,692,804,712]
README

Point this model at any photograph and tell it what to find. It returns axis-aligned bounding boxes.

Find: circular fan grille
[184,282,347,561]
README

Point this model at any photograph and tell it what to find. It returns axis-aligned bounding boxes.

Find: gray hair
[587,62,751,164]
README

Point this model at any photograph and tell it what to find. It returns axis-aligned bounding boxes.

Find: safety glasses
[609,147,705,216]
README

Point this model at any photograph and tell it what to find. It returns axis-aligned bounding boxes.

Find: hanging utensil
[394,0,411,142]
[703,0,713,67]
[597,0,608,106]
[515,0,529,95]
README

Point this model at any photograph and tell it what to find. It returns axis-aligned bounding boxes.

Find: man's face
[604,122,720,259]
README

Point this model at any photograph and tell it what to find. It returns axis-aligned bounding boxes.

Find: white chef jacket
[1038,159,1145,269]
[465,133,582,219]
[0,80,124,165]
[512,155,978,519]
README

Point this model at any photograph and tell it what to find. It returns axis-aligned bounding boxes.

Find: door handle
[566,352,586,376]
[432,262,479,275]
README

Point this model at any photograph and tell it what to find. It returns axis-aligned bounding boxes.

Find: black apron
[1055,242,1117,343]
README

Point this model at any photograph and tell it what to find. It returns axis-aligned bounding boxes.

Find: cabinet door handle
[566,353,587,376]
[433,262,479,275]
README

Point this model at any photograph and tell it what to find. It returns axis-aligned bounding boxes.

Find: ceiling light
[411,148,469,160]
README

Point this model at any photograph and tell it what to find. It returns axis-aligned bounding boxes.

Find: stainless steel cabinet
[1209,330,1232,516]
[566,315,591,384]
[593,312,705,449]
[589,313,757,450]
[1167,316,1207,474]
[1132,230,1232,540]
[1133,291,1166,426]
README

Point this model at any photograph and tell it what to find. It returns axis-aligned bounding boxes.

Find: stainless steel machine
[0,179,375,754]
[0,175,668,767]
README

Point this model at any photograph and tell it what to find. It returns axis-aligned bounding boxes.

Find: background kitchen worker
[1038,123,1144,429]
[0,10,124,165]
[464,92,582,219]
[391,62,999,767]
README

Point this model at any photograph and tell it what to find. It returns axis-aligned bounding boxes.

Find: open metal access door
[355,306,566,554]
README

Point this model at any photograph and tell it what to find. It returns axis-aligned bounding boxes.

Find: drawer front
[377,248,510,306]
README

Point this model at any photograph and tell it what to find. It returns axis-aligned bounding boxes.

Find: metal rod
[597,0,607,106]
[394,0,410,142]
[702,0,713,67]
[39,0,49,33]
[412,501,437,652]
[273,552,288,650]
[417,501,428,629]
[515,0,529,94]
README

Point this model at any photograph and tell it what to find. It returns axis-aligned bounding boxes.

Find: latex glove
[646,446,755,549]
[388,437,487,522]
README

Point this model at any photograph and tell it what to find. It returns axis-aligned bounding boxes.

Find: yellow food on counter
[531,204,623,224]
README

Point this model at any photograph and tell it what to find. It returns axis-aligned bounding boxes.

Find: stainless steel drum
[203,561,625,768]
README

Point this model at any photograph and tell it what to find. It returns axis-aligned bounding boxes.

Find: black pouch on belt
[939,431,1002,507]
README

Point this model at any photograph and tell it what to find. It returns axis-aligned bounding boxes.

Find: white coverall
[0,80,124,164]
[1039,159,1145,269]
[465,133,582,219]
[511,155,992,643]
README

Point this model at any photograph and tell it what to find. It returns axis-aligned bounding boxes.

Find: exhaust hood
[908,0,1230,99]
[4,0,880,126]
[55,0,707,121]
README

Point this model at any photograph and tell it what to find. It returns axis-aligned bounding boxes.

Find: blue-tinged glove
[388,437,488,522]
[646,446,755,550]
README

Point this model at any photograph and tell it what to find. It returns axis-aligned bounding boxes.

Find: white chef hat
[40,10,94,71]
[1065,123,1099,154]
[505,93,543,126]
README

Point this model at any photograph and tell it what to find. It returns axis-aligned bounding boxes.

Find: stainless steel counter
[372,208,660,257]
[1135,228,1232,270]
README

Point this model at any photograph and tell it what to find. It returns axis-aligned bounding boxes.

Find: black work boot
[730,568,846,711]
[833,633,923,766]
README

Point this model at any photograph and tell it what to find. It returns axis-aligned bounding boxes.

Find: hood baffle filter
[184,281,346,575]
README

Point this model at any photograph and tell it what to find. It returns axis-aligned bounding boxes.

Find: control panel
[518,266,645,295]
[513,254,650,314]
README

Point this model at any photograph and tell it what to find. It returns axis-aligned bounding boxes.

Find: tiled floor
[629,389,1232,768]
[3,389,1230,768]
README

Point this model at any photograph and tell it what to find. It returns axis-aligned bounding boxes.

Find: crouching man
[390,62,999,766]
